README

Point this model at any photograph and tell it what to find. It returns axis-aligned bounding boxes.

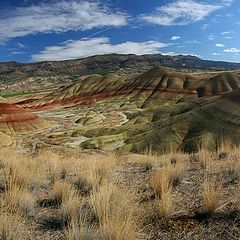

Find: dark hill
[1,54,240,92]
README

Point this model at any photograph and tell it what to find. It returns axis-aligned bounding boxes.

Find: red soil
[0,103,38,123]
[23,87,198,109]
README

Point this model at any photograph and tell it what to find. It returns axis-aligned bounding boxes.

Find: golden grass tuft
[150,153,186,218]
[202,181,221,216]
[197,149,212,169]
[4,184,35,216]
[151,169,172,198]
[0,212,29,240]
[151,156,185,197]
[65,218,98,240]
[90,181,139,240]
[157,190,173,218]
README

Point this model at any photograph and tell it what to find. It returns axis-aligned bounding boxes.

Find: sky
[0,0,239,63]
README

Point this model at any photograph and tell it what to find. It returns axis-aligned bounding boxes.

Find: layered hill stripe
[0,102,49,134]
[19,68,240,109]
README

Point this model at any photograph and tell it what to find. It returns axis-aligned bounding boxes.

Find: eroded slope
[0,102,50,135]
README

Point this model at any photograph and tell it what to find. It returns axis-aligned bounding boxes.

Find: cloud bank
[0,1,128,43]
[224,48,240,53]
[31,37,167,62]
[139,0,222,26]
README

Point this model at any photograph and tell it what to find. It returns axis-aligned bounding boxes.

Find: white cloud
[161,51,200,58]
[212,53,221,55]
[224,48,240,53]
[224,36,234,39]
[171,36,181,41]
[0,1,128,43]
[186,40,202,44]
[221,31,234,35]
[215,43,225,47]
[9,51,25,55]
[192,40,202,44]
[201,23,209,30]
[31,37,167,62]
[139,0,221,26]
[208,34,216,41]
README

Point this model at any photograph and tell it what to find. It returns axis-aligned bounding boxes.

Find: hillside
[1,54,240,93]
[21,67,240,109]
[12,66,240,154]
[0,102,50,135]
[76,88,240,153]
[196,72,240,97]
[0,58,239,155]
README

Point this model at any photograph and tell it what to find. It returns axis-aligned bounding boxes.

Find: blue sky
[0,0,239,63]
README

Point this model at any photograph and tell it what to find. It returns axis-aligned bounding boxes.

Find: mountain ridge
[1,54,240,72]
[1,54,240,93]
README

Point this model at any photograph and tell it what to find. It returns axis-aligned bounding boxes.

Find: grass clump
[90,181,140,240]
[0,212,29,240]
[202,181,221,216]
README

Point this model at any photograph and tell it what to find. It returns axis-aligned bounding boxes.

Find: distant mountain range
[1,54,240,93]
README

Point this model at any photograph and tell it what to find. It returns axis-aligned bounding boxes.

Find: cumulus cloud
[31,37,167,62]
[139,0,221,26]
[215,43,225,47]
[0,1,128,43]
[224,48,240,53]
[171,36,181,41]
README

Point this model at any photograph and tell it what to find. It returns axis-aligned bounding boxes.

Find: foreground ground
[0,144,239,240]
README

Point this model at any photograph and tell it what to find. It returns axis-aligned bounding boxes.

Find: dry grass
[157,190,174,218]
[196,149,212,169]
[151,169,172,198]
[4,184,35,216]
[90,181,139,240]
[0,145,239,239]
[151,154,185,198]
[202,181,221,216]
[0,212,29,240]
[150,153,185,218]
[65,218,99,240]
[0,149,140,239]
